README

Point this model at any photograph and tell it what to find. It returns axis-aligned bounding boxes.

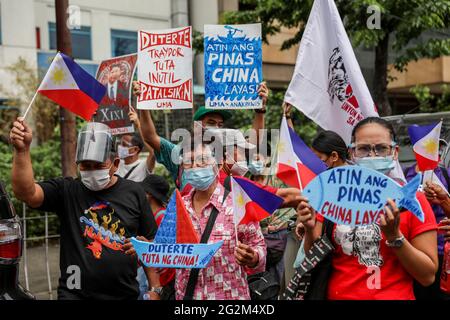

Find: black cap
[139,174,170,205]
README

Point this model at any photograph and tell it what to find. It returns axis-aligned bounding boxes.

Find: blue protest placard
[204,23,262,109]
[131,238,223,269]
[303,165,424,226]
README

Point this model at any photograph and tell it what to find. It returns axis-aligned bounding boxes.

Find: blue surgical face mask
[354,156,395,174]
[182,166,217,191]
[248,160,265,175]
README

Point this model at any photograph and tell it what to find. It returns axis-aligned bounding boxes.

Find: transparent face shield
[76,122,113,164]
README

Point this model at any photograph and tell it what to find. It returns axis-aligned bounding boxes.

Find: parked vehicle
[0,180,34,300]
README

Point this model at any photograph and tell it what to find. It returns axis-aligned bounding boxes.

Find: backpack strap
[123,163,139,179]
[223,175,232,192]
[183,189,230,300]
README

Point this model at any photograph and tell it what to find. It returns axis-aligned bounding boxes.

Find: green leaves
[410,84,450,113]
[394,38,450,72]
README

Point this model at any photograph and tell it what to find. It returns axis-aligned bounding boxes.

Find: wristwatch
[385,235,405,248]
[149,286,163,295]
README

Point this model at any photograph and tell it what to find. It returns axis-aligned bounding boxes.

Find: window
[111,29,137,57]
[49,22,92,60]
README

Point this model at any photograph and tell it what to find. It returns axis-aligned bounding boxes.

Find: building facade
[0,0,448,136]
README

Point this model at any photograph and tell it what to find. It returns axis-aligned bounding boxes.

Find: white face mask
[80,167,112,191]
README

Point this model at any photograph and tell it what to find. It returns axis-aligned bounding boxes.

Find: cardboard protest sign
[137,26,193,110]
[131,239,223,269]
[133,189,223,269]
[94,54,137,135]
[204,23,263,109]
[303,166,425,226]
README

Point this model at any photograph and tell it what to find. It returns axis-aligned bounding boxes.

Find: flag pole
[21,91,38,120]
[288,115,304,192]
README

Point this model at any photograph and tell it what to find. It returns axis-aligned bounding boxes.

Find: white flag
[284,0,379,144]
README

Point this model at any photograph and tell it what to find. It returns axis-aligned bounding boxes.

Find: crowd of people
[8,81,450,300]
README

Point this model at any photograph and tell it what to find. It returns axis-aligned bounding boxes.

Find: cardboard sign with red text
[137,26,193,110]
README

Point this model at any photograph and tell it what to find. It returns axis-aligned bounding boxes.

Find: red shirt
[317,192,437,300]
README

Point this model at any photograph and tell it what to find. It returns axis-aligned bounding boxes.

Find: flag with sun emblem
[37,52,106,120]
[276,116,327,189]
[231,176,283,225]
[408,122,442,171]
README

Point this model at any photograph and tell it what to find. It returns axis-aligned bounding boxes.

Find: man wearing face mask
[116,133,154,182]
[175,140,266,300]
[248,153,267,184]
[214,129,301,208]
[10,119,158,300]
[133,80,269,189]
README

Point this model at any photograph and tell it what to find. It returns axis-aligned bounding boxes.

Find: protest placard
[137,26,193,110]
[303,165,425,226]
[204,23,262,109]
[94,54,137,135]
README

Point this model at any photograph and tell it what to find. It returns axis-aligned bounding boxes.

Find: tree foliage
[0,58,59,145]
[222,0,450,72]
[410,84,450,113]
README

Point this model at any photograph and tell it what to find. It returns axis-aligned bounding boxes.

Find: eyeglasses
[350,142,396,158]
[181,155,216,169]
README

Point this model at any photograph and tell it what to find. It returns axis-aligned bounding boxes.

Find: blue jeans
[136,267,148,300]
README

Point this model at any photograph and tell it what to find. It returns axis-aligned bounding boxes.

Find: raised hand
[10,117,33,152]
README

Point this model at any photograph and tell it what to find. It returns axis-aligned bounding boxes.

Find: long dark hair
[351,117,397,143]
[312,130,349,161]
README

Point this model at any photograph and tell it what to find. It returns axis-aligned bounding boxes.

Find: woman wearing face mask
[296,117,438,300]
[311,130,349,169]
[167,140,267,300]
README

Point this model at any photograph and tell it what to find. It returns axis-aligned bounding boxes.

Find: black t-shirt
[35,176,157,300]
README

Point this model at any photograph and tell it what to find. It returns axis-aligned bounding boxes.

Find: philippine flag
[37,52,106,120]
[231,176,284,225]
[408,122,442,172]
[154,189,199,244]
[276,117,327,189]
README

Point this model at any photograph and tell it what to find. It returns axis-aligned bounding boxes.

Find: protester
[402,138,450,299]
[414,180,450,299]
[136,174,172,300]
[129,139,267,300]
[133,80,268,187]
[116,109,155,182]
[10,119,158,300]
[292,129,350,270]
[248,152,268,184]
[297,117,438,300]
